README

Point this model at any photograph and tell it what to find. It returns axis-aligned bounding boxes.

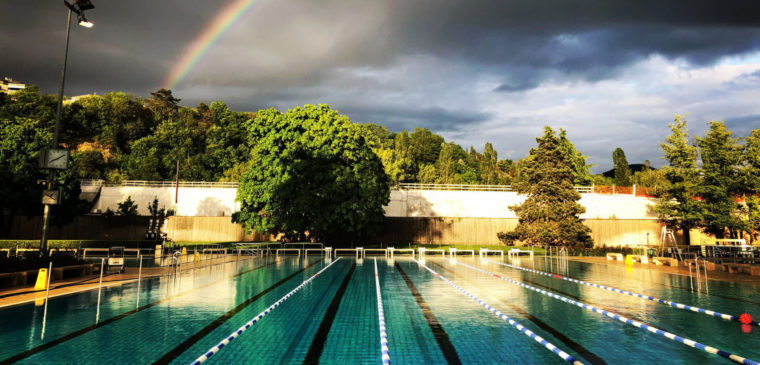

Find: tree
[233,105,390,244]
[653,115,703,245]
[0,116,52,230]
[559,129,594,185]
[695,121,744,238]
[481,142,499,184]
[117,196,138,216]
[436,142,458,183]
[612,147,632,186]
[409,128,444,165]
[145,88,180,122]
[500,127,592,247]
[743,129,760,242]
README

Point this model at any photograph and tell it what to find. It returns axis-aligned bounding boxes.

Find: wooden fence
[165,216,274,242]
[3,215,687,247]
[379,217,682,246]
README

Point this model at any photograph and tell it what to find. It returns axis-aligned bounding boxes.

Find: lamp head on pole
[78,14,93,28]
[64,0,95,27]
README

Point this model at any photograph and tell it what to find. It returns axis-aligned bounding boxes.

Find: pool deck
[0,256,242,309]
[569,256,760,285]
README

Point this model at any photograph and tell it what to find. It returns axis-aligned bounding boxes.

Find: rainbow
[162,0,260,90]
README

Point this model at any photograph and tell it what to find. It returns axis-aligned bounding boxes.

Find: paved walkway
[569,256,760,285]
[0,256,244,309]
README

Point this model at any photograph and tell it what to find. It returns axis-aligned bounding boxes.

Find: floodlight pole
[40,8,73,254]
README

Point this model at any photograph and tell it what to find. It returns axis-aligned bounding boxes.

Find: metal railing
[398,183,595,194]
[80,179,239,188]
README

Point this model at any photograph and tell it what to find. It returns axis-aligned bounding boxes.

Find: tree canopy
[695,121,744,238]
[232,105,390,244]
[500,127,592,247]
[652,115,703,244]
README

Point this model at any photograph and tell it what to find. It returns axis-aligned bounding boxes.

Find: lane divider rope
[454,260,758,365]
[488,259,759,327]
[411,258,585,365]
[374,258,391,365]
[190,257,342,365]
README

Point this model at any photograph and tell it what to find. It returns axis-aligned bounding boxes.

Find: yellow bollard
[625,255,634,266]
[194,251,200,262]
[34,268,49,290]
[182,247,187,256]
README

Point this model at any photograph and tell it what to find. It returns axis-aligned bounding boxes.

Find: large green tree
[233,105,390,244]
[612,147,632,186]
[653,115,703,244]
[695,121,744,238]
[502,127,592,247]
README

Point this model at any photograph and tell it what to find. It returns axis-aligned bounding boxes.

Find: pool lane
[376,259,449,364]
[11,257,324,364]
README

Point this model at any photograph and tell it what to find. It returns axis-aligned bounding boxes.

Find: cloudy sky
[2,1,760,171]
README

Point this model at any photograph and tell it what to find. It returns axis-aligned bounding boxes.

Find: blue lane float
[190,258,343,365]
[455,261,759,365]
[412,258,586,365]
[374,258,391,365]
[488,259,759,327]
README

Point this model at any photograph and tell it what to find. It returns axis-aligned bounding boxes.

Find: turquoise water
[0,254,758,364]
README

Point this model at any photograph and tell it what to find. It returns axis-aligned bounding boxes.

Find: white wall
[385,190,656,219]
[92,186,657,219]
[94,186,239,217]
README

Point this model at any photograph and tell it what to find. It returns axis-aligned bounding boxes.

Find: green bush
[0,252,85,273]
[0,240,161,249]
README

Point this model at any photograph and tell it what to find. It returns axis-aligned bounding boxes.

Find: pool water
[1,254,758,364]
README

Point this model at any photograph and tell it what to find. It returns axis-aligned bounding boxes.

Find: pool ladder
[545,246,569,275]
[687,258,709,293]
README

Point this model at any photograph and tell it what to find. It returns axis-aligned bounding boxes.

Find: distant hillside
[601,164,654,178]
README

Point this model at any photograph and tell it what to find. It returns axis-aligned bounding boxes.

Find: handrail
[398,183,595,193]
[79,179,239,188]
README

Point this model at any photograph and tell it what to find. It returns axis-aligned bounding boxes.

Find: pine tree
[612,147,632,186]
[695,121,744,238]
[653,115,703,245]
[502,127,592,247]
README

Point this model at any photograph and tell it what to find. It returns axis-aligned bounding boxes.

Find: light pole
[39,0,95,254]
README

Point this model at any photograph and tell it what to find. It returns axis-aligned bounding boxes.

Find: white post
[40,261,53,340]
[136,254,143,309]
[633,184,636,196]
[96,258,104,323]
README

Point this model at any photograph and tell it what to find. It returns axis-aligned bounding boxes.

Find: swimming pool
[0,254,758,364]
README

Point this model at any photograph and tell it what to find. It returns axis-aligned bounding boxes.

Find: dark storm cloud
[4,1,760,95]
[2,0,760,167]
[340,105,491,133]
